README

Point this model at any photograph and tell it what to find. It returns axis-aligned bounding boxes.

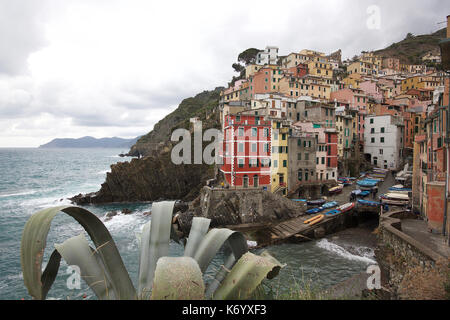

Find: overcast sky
[0,0,449,147]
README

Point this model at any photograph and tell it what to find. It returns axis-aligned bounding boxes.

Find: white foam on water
[0,190,38,198]
[316,239,376,264]
[97,170,110,175]
[101,211,149,234]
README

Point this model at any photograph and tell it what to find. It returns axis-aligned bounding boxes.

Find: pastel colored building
[220,111,272,189]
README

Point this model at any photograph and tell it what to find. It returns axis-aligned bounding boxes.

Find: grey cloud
[0,0,50,75]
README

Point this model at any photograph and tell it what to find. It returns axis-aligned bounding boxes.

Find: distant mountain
[39,136,140,149]
[374,28,446,65]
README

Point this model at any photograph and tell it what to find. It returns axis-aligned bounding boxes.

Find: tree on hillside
[405,33,414,40]
[237,48,261,65]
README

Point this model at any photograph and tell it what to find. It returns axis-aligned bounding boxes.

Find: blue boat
[306,207,324,215]
[388,187,412,192]
[357,199,381,207]
[357,179,379,188]
[292,199,307,202]
[358,190,370,197]
[325,209,340,216]
[321,201,338,209]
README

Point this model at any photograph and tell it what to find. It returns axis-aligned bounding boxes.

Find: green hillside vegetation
[374,28,446,65]
[128,88,223,157]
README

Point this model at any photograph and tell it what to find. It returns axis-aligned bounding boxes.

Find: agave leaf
[40,249,62,299]
[54,234,115,299]
[204,253,235,299]
[212,251,285,300]
[20,206,136,300]
[184,217,211,258]
[151,257,205,300]
[193,228,248,274]
[137,201,175,299]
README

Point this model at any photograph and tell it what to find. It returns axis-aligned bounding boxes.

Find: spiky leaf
[213,251,285,300]
[20,206,135,300]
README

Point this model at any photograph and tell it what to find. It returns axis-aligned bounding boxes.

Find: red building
[325,130,338,178]
[220,111,272,189]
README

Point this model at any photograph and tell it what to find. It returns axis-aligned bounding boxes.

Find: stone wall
[176,186,306,235]
[376,209,446,298]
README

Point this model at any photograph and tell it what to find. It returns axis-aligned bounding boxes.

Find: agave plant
[21,201,284,300]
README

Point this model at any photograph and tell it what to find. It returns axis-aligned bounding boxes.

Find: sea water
[0,148,376,300]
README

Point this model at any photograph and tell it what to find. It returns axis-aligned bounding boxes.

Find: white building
[256,46,279,65]
[364,115,404,170]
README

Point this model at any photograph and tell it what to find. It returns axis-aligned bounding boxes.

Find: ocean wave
[97,170,110,175]
[316,239,376,264]
[0,190,37,198]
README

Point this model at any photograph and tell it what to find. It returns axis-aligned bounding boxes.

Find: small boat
[380,198,409,206]
[338,177,352,185]
[308,215,324,226]
[351,189,362,196]
[321,201,338,209]
[291,199,307,202]
[357,179,379,187]
[383,193,410,201]
[357,199,381,207]
[306,207,324,215]
[325,209,340,216]
[329,185,344,194]
[388,185,412,194]
[358,190,371,198]
[307,199,326,206]
[337,202,355,213]
[304,214,324,224]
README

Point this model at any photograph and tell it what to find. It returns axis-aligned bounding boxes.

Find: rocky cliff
[175,187,307,236]
[71,88,223,204]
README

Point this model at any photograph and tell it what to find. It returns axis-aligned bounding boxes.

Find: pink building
[359,80,384,102]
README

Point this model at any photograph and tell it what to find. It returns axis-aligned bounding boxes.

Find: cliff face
[176,187,307,236]
[71,150,215,204]
[71,88,223,204]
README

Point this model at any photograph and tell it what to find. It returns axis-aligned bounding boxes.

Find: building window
[238,143,244,152]
[238,127,244,136]
[371,128,375,133]
[371,137,375,143]
[238,159,244,168]
[249,158,257,168]
[283,160,287,167]
[251,143,257,152]
[370,118,374,124]
[263,128,269,137]
[273,160,278,168]
[252,128,257,137]
[381,127,385,133]
[380,137,384,143]
[297,153,302,160]
[298,170,302,181]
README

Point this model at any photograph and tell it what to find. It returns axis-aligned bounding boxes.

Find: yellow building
[401,75,443,92]
[278,76,331,100]
[307,56,333,79]
[342,73,363,89]
[271,121,289,195]
[360,52,382,69]
[348,61,379,76]
[245,64,262,78]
